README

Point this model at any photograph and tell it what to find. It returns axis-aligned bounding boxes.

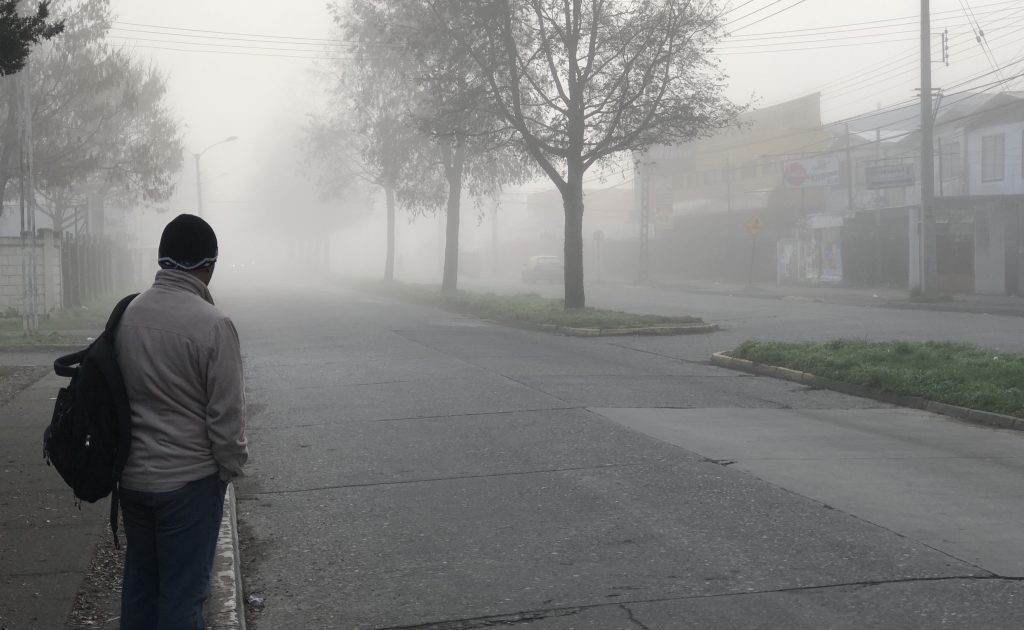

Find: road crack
[620,603,651,629]
[236,463,638,498]
[375,607,583,629]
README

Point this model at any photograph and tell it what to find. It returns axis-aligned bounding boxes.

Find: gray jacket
[115,270,248,493]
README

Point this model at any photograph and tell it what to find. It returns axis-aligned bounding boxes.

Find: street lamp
[189,135,238,218]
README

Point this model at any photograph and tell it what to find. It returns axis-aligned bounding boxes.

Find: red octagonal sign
[784,162,807,187]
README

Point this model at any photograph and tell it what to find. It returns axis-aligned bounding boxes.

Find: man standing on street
[115,214,248,630]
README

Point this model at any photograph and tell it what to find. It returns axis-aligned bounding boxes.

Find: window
[981,133,1005,182]
[939,140,960,180]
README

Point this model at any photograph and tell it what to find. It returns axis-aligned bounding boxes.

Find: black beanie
[158,214,219,271]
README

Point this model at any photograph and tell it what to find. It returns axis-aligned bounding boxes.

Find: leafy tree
[428,0,740,307]
[307,17,445,281]
[0,0,182,233]
[0,0,63,76]
[343,0,533,295]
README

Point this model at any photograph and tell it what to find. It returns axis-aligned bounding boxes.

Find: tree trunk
[0,82,19,210]
[384,184,396,281]
[441,144,465,296]
[562,161,586,309]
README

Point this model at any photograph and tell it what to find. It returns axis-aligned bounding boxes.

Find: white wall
[967,122,1024,196]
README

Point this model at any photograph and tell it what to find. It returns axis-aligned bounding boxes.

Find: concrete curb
[554,323,719,337]
[710,351,1024,432]
[207,482,246,630]
[508,321,719,337]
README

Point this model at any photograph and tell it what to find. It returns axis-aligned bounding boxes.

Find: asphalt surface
[4,277,1024,629]
[228,282,1024,629]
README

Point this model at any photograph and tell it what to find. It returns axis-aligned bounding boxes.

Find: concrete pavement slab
[0,574,82,630]
[593,407,1024,577]
[627,578,1024,629]
[249,355,481,391]
[250,373,568,426]
[242,408,695,494]
[0,372,105,630]
[232,285,1024,629]
[239,461,976,629]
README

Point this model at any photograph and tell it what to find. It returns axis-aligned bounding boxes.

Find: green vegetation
[731,339,1024,418]
[0,294,120,346]
[366,280,703,330]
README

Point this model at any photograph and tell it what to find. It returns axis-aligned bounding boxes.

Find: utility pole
[638,159,650,284]
[845,123,854,213]
[919,0,939,294]
[491,200,498,277]
[194,153,204,218]
[188,135,238,219]
[19,59,38,336]
[725,158,733,212]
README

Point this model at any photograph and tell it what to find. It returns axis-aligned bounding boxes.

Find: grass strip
[0,293,122,346]
[363,280,703,329]
[731,339,1024,419]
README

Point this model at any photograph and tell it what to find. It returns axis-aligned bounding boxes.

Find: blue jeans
[120,474,227,630]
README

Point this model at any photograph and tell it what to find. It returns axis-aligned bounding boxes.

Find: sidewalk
[648,278,1024,317]
[0,370,107,630]
[0,358,245,630]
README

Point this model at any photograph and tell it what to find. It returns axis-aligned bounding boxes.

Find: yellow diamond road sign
[745,216,763,233]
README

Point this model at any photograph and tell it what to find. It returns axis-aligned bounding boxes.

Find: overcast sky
[104,0,1023,230]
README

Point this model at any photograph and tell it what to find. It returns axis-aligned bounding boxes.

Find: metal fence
[60,234,136,308]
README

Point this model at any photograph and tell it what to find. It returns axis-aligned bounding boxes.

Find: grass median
[730,339,1024,418]
[363,280,705,330]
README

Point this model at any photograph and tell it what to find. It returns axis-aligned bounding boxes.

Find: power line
[957,0,1004,83]
[110,41,346,61]
[726,0,1018,40]
[721,0,762,17]
[821,14,1024,108]
[727,0,792,25]
[718,5,1024,54]
[113,20,343,44]
[729,0,809,34]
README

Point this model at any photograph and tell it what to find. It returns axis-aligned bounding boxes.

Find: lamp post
[189,136,237,218]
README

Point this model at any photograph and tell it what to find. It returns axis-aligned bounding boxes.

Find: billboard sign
[865,163,915,189]
[783,156,840,189]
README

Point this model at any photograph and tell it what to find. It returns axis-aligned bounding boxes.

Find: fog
[6,0,1020,297]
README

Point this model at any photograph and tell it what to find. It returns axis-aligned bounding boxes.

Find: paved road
[229,282,1024,629]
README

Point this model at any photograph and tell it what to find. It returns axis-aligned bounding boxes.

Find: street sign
[783,156,840,189]
[744,216,763,233]
[865,164,915,189]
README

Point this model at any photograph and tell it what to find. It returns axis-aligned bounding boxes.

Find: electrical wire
[726,0,1017,40]
[729,0,809,34]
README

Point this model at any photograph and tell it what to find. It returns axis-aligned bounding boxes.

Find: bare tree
[429,0,740,308]
[305,42,443,281]
[345,0,533,295]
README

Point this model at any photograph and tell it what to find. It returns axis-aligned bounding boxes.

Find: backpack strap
[104,292,138,550]
[110,487,121,550]
[105,293,140,340]
[54,348,87,377]
[102,292,138,549]
[53,293,140,378]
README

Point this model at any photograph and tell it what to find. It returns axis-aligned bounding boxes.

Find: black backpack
[44,293,138,547]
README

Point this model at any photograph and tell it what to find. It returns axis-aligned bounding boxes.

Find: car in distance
[522,255,564,284]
